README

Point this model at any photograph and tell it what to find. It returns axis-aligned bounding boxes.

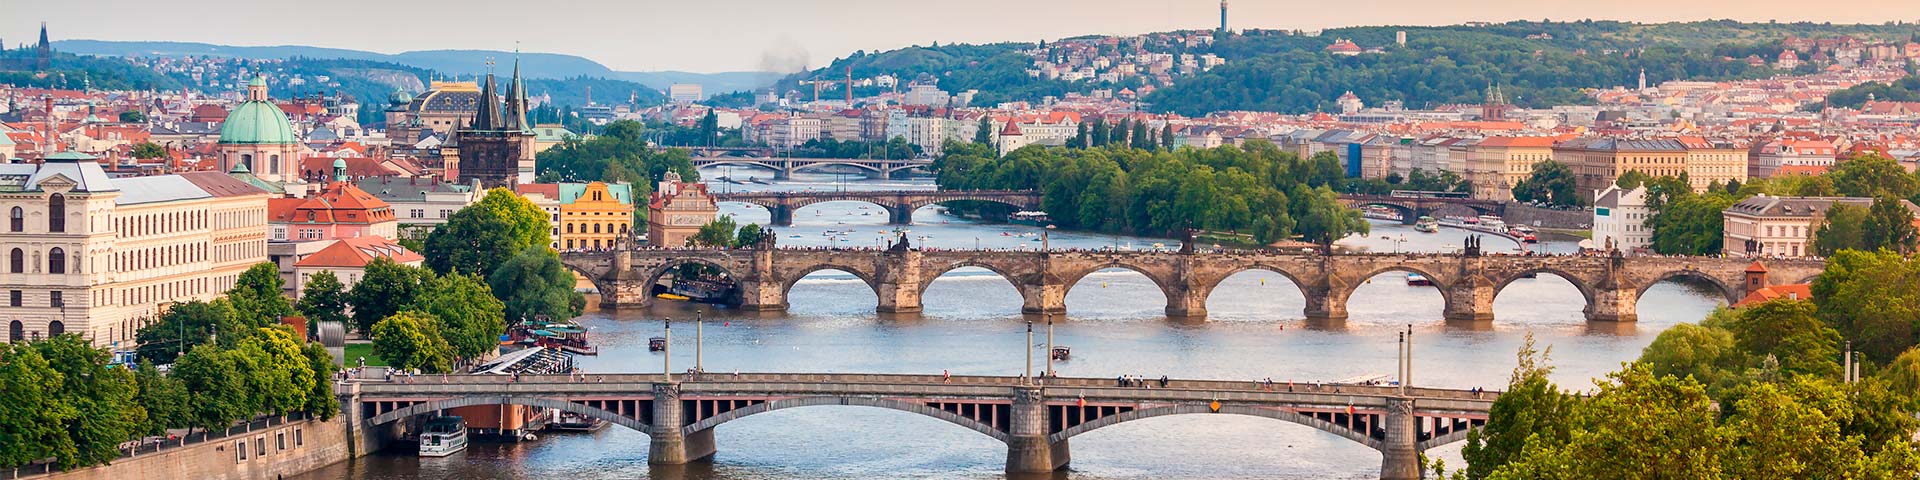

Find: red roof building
[269,176,398,242]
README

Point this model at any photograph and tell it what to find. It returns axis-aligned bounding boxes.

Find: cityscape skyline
[7,0,1920,73]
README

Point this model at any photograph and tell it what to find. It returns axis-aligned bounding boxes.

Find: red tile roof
[293,237,423,268]
[1733,283,1813,307]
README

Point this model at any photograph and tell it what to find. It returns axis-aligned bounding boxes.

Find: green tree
[370,312,454,374]
[133,299,243,365]
[295,270,348,327]
[299,343,339,420]
[974,116,993,145]
[31,336,145,469]
[1510,160,1580,207]
[1722,299,1841,379]
[132,362,188,436]
[408,274,507,363]
[1830,154,1920,200]
[172,345,252,435]
[1491,365,1727,479]
[1811,249,1920,363]
[0,344,76,469]
[1862,197,1920,255]
[1292,185,1369,246]
[1647,193,1736,255]
[1638,319,1739,395]
[424,188,552,275]
[688,216,739,247]
[1462,334,1574,479]
[734,223,769,248]
[234,327,313,417]
[118,110,146,123]
[346,258,432,334]
[227,262,293,327]
[1812,202,1869,256]
[129,141,165,159]
[488,246,586,324]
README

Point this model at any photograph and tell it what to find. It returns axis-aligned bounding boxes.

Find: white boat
[418,416,469,457]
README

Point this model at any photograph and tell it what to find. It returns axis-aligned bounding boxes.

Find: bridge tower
[1005,386,1070,473]
[876,236,925,313]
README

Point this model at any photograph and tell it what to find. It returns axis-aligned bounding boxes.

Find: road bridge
[344,372,1495,478]
[1339,194,1508,224]
[561,243,1823,323]
[693,156,933,181]
[713,190,1041,226]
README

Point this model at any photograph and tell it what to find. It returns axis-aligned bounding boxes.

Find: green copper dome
[219,100,297,145]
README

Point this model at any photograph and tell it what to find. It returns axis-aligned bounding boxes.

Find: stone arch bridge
[1339,194,1508,224]
[712,190,1042,226]
[560,247,1823,323]
[345,373,1494,479]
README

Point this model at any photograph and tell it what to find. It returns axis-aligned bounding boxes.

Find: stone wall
[38,416,354,480]
[1503,204,1592,230]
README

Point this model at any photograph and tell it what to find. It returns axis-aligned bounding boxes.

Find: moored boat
[1406,273,1433,286]
[418,416,469,457]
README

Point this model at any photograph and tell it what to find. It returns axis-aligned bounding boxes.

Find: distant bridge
[346,372,1495,478]
[692,156,934,181]
[560,246,1824,323]
[712,189,1041,226]
[1339,194,1508,224]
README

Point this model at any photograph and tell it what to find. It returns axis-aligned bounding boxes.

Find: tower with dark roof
[35,22,50,70]
[452,57,537,188]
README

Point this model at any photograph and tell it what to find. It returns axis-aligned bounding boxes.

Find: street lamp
[1024,319,1034,385]
[1044,312,1055,378]
[663,317,673,381]
[1404,324,1413,390]
[695,309,704,375]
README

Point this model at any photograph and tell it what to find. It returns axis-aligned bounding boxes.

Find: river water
[306,170,1723,480]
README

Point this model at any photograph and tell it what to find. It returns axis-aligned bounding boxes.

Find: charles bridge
[559,242,1825,323]
[693,156,934,181]
[344,372,1495,478]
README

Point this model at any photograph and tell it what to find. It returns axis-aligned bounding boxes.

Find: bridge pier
[1379,397,1420,480]
[600,251,654,309]
[1006,386,1069,473]
[1442,281,1495,322]
[877,249,924,313]
[770,205,795,227]
[1304,286,1349,323]
[1587,287,1639,323]
[1165,286,1207,319]
[774,167,793,181]
[887,204,914,225]
[735,249,788,311]
[1020,282,1067,315]
[650,383,717,464]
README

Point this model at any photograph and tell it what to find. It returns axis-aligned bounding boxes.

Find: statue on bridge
[1463,236,1481,257]
[887,232,912,253]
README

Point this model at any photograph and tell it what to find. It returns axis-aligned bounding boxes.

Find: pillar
[774,166,794,181]
[770,205,795,227]
[1379,397,1420,480]
[1165,284,1208,319]
[1586,287,1639,323]
[887,203,914,225]
[733,249,786,311]
[600,251,652,309]
[1442,281,1495,322]
[1304,286,1348,322]
[650,383,717,464]
[1005,386,1069,473]
[877,249,924,313]
[1020,281,1067,315]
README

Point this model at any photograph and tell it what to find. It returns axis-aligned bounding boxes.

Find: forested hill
[739,20,1920,115]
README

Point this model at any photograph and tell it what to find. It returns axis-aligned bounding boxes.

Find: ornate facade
[217,76,304,185]
[448,60,536,188]
[645,172,716,248]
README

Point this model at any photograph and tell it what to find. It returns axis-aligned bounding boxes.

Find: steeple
[503,54,529,132]
[472,60,502,131]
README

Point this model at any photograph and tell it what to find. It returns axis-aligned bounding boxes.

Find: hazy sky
[7,0,1920,73]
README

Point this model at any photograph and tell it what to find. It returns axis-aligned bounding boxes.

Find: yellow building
[1465,136,1557,200]
[557,182,634,251]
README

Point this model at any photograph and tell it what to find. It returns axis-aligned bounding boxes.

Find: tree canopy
[423,188,553,275]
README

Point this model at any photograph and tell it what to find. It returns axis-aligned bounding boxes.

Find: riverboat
[1406,273,1433,286]
[1508,225,1538,243]
[547,411,609,432]
[1361,206,1403,222]
[1009,211,1052,226]
[1413,216,1439,233]
[418,416,469,457]
[1051,346,1071,361]
[510,320,597,355]
[648,337,667,352]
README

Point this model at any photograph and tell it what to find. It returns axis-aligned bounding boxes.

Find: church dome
[388,89,413,107]
[219,100,297,145]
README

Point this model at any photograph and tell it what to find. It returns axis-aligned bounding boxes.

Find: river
[304,169,1724,480]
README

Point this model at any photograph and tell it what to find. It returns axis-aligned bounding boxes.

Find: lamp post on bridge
[1024,319,1034,385]
[663,317,672,381]
[696,309,704,375]
[1405,324,1413,392]
[1045,312,1055,378]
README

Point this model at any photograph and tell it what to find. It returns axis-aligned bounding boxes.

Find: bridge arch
[1198,266,1313,317]
[780,263,881,300]
[789,161,884,176]
[1047,404,1383,451]
[683,396,1010,443]
[1491,268,1599,312]
[919,260,1031,294]
[1338,265,1458,320]
[367,395,651,434]
[1059,262,1177,308]
[1635,268,1740,305]
[695,159,783,172]
[906,195,1039,213]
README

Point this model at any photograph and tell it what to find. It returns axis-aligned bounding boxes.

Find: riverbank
[35,414,354,480]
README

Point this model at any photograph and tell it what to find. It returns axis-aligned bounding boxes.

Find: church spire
[38,22,49,49]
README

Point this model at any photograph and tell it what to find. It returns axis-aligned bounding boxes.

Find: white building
[1591,185,1651,254]
[668,84,703,103]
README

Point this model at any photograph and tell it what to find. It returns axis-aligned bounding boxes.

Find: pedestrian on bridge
[944,370,951,383]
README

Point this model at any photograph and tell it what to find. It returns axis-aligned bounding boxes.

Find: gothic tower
[453,58,537,187]
[35,22,51,70]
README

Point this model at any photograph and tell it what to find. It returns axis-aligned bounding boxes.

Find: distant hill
[51,40,776,95]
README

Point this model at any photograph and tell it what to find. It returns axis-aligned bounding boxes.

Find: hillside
[750,20,1920,115]
[52,40,776,94]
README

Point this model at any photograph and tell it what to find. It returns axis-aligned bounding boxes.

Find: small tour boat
[1406,273,1434,286]
[648,337,667,352]
[418,416,469,457]
[547,411,609,432]
[1051,346,1072,361]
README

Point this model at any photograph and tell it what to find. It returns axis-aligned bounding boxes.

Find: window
[48,248,64,274]
[277,432,286,450]
[50,291,62,308]
[7,320,19,343]
[270,155,281,174]
[566,223,574,234]
[47,194,64,232]
[8,291,18,307]
[295,428,303,447]
[8,207,20,232]
[48,321,62,337]
[256,438,265,457]
[9,248,20,273]
[237,440,248,461]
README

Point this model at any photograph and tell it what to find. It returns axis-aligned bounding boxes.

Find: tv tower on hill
[1218,1,1229,34]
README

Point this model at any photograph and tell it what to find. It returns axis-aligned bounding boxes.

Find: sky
[6,0,1920,73]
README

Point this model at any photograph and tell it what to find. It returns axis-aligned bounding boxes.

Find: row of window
[235,427,305,463]
[564,223,631,235]
[6,319,64,343]
[116,208,204,237]
[7,195,66,233]
[7,290,62,308]
[113,243,207,272]
[9,247,71,274]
